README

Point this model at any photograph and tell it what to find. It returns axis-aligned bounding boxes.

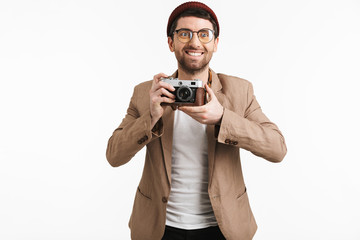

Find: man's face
[168,16,219,75]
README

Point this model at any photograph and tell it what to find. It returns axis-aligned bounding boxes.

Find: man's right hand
[149,73,175,128]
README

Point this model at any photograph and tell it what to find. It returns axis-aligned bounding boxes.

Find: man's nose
[188,33,201,47]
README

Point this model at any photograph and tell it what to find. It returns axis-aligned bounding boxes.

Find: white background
[1,0,359,239]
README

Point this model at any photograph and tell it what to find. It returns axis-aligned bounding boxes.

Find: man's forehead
[176,16,214,30]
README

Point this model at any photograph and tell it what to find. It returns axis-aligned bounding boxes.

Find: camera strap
[207,69,212,88]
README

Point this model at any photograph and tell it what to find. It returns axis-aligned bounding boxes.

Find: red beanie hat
[167,1,219,37]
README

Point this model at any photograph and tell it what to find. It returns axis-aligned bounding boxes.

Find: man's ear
[213,37,219,52]
[168,36,175,52]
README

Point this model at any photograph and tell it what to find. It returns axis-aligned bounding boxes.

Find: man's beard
[176,52,212,76]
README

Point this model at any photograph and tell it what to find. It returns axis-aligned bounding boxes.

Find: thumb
[205,84,214,101]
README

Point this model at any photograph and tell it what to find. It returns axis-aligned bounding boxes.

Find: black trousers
[161,225,226,240]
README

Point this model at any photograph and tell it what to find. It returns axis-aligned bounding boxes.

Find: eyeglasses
[174,28,214,44]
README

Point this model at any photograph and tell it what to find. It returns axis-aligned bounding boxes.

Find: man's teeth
[188,52,202,56]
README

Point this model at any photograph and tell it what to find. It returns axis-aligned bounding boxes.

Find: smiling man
[106,2,287,240]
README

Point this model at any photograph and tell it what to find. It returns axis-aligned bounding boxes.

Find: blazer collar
[209,68,222,93]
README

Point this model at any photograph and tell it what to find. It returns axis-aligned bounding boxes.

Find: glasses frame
[173,28,215,44]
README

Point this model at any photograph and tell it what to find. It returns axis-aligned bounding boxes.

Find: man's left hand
[179,84,224,125]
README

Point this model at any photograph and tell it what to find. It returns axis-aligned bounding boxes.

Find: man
[106,2,287,240]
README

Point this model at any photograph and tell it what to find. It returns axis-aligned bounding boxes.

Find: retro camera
[161,78,205,106]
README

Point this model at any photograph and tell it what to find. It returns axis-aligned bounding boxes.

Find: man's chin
[181,63,209,74]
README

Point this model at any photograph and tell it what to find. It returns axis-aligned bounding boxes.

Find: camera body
[161,78,205,106]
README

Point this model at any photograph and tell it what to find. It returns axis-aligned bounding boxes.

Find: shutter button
[162,197,168,203]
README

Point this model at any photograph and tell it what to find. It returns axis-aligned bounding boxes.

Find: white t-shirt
[165,110,217,229]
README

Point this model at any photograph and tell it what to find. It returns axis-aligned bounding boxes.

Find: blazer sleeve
[106,84,164,167]
[217,82,287,163]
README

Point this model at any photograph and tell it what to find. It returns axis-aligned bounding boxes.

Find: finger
[152,94,175,104]
[205,84,214,101]
[153,73,169,83]
[151,88,175,105]
[159,96,176,104]
[156,88,175,99]
[179,106,205,113]
[151,80,175,93]
[156,81,176,92]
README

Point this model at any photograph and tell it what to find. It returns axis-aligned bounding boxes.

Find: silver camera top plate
[161,78,203,88]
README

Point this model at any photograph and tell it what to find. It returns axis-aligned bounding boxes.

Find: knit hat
[167,1,219,37]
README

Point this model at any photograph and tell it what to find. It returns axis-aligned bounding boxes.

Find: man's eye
[200,32,209,37]
[180,32,190,37]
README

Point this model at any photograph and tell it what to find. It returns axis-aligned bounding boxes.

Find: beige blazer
[106,69,287,240]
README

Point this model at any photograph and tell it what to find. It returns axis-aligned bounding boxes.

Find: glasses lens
[198,29,213,43]
[177,29,192,43]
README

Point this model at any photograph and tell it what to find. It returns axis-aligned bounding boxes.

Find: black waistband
[162,225,226,240]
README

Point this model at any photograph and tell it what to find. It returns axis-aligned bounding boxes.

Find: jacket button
[137,139,143,144]
[225,139,230,144]
[144,135,148,140]
[162,197,168,203]
[233,141,238,145]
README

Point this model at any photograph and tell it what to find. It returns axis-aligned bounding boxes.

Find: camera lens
[177,86,193,102]
[179,88,190,98]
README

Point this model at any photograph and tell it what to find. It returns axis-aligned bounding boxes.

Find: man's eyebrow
[175,28,192,31]
[176,28,213,31]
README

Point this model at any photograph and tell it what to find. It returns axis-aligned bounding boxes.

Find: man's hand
[179,84,224,125]
[149,73,175,128]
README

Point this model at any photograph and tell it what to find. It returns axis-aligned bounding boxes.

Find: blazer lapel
[160,106,174,186]
[160,71,179,186]
[207,70,224,187]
